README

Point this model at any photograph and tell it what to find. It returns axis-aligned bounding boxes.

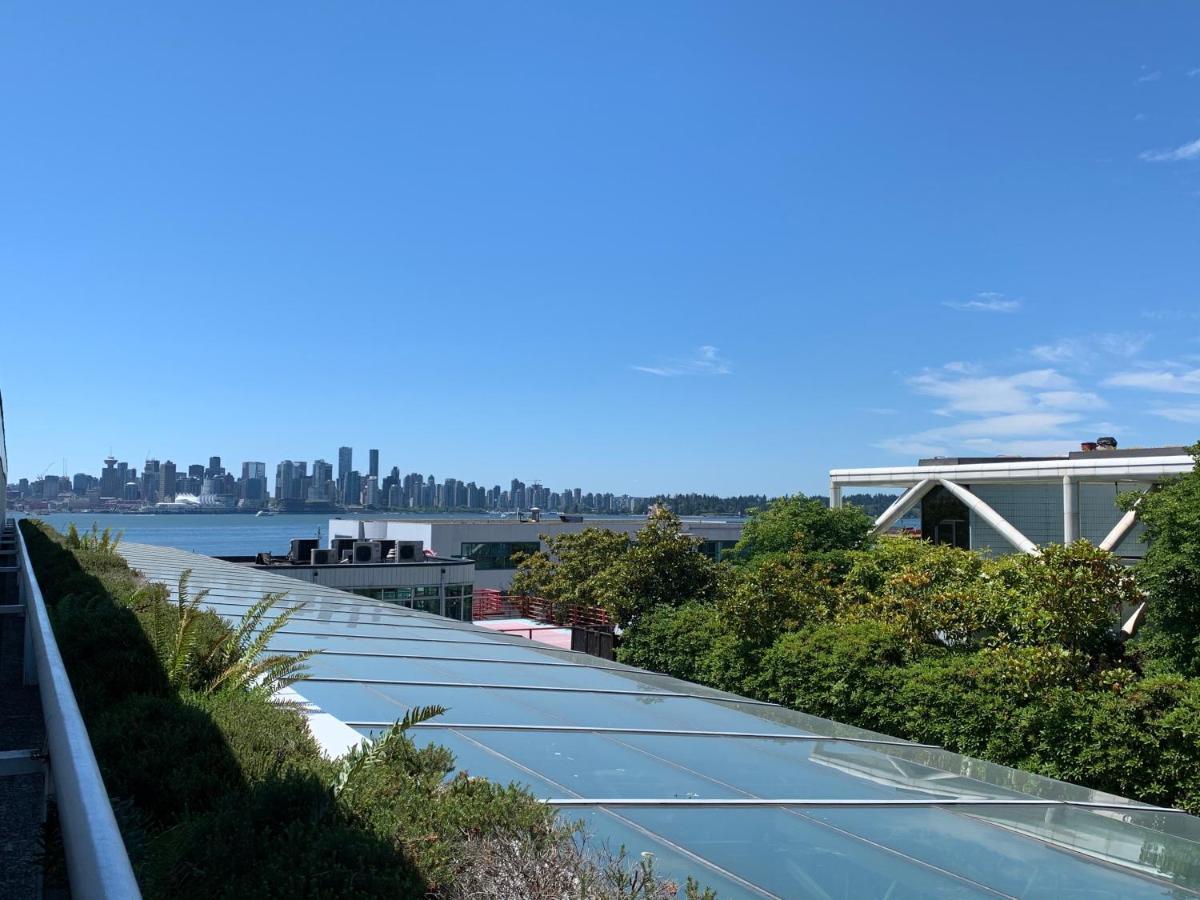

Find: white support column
[936,479,1040,556]
[830,482,843,509]
[1063,476,1078,544]
[871,479,935,535]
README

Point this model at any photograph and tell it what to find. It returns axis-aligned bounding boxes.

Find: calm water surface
[29,512,500,556]
[29,511,663,556]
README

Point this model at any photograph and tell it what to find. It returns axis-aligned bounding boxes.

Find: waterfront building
[830,439,1192,559]
[368,448,379,480]
[158,460,176,502]
[220,536,475,620]
[98,456,120,499]
[330,515,745,591]
[337,445,352,502]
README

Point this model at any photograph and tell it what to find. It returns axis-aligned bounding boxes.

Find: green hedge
[19,520,563,898]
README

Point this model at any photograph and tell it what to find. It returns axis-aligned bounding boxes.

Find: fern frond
[330,705,447,800]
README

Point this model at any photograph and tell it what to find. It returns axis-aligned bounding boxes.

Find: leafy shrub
[754,620,915,732]
[1126,444,1200,675]
[22,518,716,898]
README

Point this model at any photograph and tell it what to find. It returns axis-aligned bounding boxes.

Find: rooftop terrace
[114,540,1200,899]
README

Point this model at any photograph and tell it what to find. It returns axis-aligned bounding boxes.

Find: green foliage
[22,518,718,897]
[754,621,915,732]
[601,488,1200,813]
[983,541,1139,655]
[717,555,836,648]
[511,510,725,629]
[601,509,726,628]
[332,705,448,800]
[510,528,630,614]
[616,603,735,687]
[65,520,123,554]
[200,589,319,699]
[1127,442,1200,675]
[733,494,873,571]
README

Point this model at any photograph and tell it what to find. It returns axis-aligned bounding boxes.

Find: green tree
[1126,443,1200,674]
[733,495,873,571]
[509,528,630,616]
[600,509,727,628]
[718,554,837,648]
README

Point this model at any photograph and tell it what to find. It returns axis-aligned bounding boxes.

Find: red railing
[472,589,610,629]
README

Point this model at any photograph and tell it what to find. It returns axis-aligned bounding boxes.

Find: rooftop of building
[337,515,745,526]
[917,445,1191,467]
[108,540,1200,898]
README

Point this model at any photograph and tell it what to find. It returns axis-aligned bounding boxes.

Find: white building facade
[830,445,1193,559]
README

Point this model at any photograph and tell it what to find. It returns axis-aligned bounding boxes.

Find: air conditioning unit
[353,540,382,564]
[290,538,319,562]
[310,548,336,565]
[393,540,424,561]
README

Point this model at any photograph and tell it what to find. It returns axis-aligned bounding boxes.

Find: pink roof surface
[474,617,572,649]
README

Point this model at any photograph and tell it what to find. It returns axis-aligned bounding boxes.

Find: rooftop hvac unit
[310,548,337,565]
[332,537,358,557]
[290,538,319,563]
[353,540,382,564]
[393,540,423,562]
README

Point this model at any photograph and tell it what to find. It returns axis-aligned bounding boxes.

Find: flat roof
[115,541,1200,898]
[833,449,1194,486]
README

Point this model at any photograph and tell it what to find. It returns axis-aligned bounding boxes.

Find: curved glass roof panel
[118,543,1200,899]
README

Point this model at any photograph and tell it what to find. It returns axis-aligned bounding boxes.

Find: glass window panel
[622,807,996,899]
[808,807,1183,899]
[460,541,541,570]
[302,656,669,691]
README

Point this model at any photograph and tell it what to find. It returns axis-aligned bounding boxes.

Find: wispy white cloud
[633,345,731,377]
[1029,333,1150,367]
[1135,70,1162,84]
[1189,67,1200,78]
[1151,405,1200,423]
[908,366,1098,416]
[1104,367,1200,394]
[942,292,1021,313]
[878,363,1106,458]
[1141,137,1200,162]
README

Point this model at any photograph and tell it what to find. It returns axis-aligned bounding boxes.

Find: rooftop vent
[1097,436,1118,450]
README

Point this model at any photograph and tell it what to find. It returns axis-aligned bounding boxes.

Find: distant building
[337,446,352,501]
[99,456,120,500]
[368,448,379,480]
[159,460,176,502]
[331,515,745,591]
[830,439,1194,559]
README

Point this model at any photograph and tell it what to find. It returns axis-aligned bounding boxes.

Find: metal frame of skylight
[347,721,938,748]
[540,797,1181,812]
[302,675,778,705]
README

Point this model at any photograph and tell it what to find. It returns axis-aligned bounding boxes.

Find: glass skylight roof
[119,543,1200,899]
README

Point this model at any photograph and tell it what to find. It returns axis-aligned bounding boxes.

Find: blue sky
[2,2,1199,496]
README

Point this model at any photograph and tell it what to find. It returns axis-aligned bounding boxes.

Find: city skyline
[2,4,1199,495]
[7,446,686,513]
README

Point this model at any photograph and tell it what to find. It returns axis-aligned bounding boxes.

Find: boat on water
[255,509,277,517]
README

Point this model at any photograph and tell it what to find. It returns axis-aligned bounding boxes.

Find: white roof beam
[936,479,1040,556]
[1099,487,1154,553]
[871,479,935,535]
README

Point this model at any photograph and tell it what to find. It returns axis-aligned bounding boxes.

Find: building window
[459,541,541,570]
[698,540,739,561]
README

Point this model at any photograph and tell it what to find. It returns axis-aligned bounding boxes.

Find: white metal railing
[15,522,142,899]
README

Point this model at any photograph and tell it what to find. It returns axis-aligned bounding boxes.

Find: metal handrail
[15,522,142,899]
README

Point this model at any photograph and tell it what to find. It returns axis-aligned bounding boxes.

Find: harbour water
[28,512,500,556]
[27,511,661,556]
